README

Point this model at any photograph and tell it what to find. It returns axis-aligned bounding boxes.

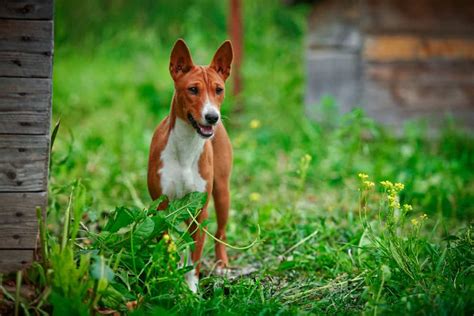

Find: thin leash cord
[185,208,260,250]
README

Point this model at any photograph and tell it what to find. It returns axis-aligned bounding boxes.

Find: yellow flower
[249,192,261,202]
[163,234,170,242]
[302,154,312,163]
[358,173,369,180]
[402,204,413,212]
[394,183,405,191]
[380,180,393,189]
[411,218,419,226]
[249,119,261,129]
[420,213,428,220]
[363,180,375,189]
[167,242,176,253]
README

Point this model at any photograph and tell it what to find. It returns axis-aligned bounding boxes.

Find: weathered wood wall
[0,0,53,273]
[305,0,474,131]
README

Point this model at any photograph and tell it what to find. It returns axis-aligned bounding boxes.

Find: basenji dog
[147,39,233,292]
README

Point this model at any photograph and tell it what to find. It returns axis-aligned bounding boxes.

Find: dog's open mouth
[188,113,215,138]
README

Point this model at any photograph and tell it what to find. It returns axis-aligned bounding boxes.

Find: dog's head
[169,39,233,138]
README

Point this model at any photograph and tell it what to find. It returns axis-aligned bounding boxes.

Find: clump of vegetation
[357,175,473,314]
[2,173,472,314]
[1,0,473,314]
[20,190,208,314]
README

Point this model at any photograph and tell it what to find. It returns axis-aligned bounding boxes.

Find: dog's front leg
[184,206,209,293]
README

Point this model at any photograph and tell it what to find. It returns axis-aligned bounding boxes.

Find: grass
[1,0,473,314]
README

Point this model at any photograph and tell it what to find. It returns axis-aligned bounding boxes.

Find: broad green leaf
[103,207,136,233]
[133,217,155,242]
[90,256,114,282]
[151,213,168,236]
[167,192,207,222]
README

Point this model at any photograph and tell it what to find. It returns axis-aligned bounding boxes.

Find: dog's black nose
[205,112,219,124]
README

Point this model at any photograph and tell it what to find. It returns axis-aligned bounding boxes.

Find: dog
[147,39,233,292]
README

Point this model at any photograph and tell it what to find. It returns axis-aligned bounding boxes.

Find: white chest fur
[159,118,207,199]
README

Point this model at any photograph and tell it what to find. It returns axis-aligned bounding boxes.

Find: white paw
[185,268,199,293]
[214,266,231,276]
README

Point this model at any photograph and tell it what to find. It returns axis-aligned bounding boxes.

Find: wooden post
[229,0,243,96]
[0,0,54,272]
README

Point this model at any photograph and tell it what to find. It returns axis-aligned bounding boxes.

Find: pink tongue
[200,125,213,134]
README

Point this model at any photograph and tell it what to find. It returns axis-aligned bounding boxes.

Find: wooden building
[305,0,474,131]
[0,0,53,272]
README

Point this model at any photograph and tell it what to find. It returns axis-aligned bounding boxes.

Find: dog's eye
[216,87,223,95]
[188,87,198,95]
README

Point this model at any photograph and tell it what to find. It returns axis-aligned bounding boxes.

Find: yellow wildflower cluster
[380,180,406,210]
[394,183,405,191]
[168,242,176,253]
[380,180,404,192]
[387,194,400,210]
[363,180,375,189]
[411,213,428,226]
[402,204,413,212]
[163,233,177,254]
[380,180,391,189]
[358,173,375,190]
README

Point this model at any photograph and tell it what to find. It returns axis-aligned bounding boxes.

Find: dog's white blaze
[201,98,220,123]
[159,118,207,199]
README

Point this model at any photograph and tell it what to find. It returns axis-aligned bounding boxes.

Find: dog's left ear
[210,40,233,81]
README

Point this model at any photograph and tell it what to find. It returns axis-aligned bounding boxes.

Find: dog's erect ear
[210,40,233,81]
[169,39,194,81]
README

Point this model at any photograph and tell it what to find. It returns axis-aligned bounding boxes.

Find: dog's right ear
[169,39,194,81]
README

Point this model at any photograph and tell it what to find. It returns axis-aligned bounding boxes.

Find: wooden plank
[364,36,474,62]
[307,0,361,52]
[0,0,53,20]
[362,60,474,129]
[365,61,474,84]
[0,78,51,135]
[0,78,51,110]
[305,50,361,116]
[0,20,53,53]
[0,51,52,78]
[0,192,45,249]
[364,62,474,110]
[0,250,34,273]
[0,135,49,192]
[363,0,474,36]
[0,111,50,135]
